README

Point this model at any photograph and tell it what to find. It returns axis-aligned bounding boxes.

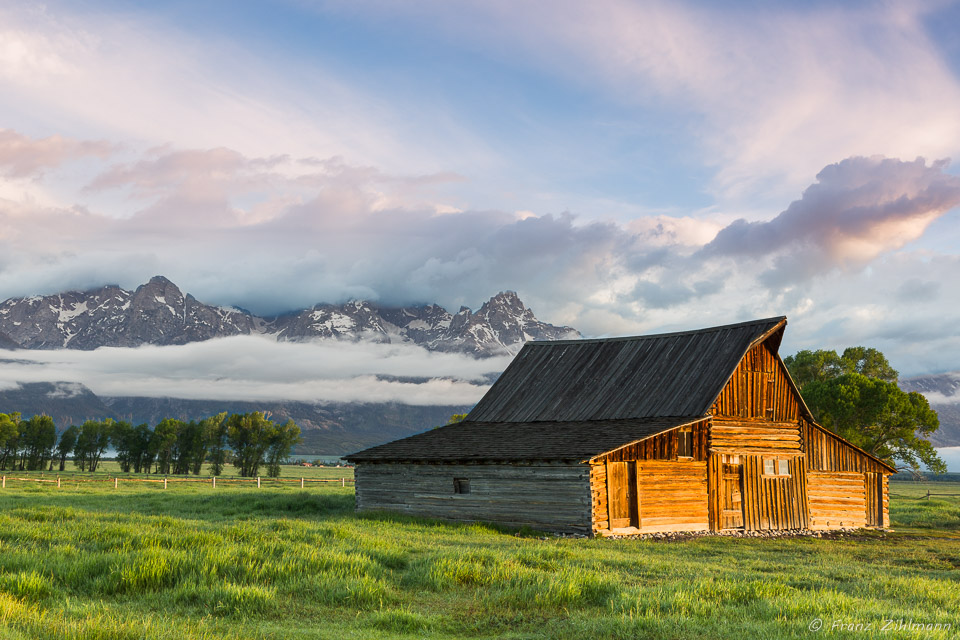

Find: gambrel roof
[347,317,789,462]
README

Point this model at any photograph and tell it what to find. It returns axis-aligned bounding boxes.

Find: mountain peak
[0,281,580,355]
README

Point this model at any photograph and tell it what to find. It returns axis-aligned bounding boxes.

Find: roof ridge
[526,316,786,346]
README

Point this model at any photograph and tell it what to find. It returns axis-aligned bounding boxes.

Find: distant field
[0,477,956,639]
[1,461,354,485]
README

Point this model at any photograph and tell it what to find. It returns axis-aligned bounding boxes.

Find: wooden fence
[0,474,354,489]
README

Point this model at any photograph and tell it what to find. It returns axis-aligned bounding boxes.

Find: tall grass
[0,479,957,639]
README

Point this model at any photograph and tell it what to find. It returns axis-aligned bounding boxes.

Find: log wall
[807,471,867,529]
[710,420,801,456]
[354,462,592,534]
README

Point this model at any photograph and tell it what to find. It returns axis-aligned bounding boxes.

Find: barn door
[721,463,744,529]
[606,461,639,529]
[865,472,883,527]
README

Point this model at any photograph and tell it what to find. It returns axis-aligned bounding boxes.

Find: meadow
[0,469,957,640]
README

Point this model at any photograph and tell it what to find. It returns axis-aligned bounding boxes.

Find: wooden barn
[345,317,894,536]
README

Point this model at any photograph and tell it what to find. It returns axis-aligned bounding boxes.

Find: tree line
[0,412,301,477]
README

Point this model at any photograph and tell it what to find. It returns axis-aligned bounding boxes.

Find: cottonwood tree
[0,413,20,470]
[73,419,114,472]
[266,420,302,478]
[20,415,56,471]
[202,413,229,476]
[227,412,274,477]
[785,347,944,473]
[150,418,183,474]
[55,425,79,472]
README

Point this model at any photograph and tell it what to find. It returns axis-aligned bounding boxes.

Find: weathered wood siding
[591,459,708,535]
[802,421,889,473]
[712,341,801,421]
[710,420,801,455]
[354,462,592,534]
[807,471,867,529]
[741,455,808,530]
[596,421,709,463]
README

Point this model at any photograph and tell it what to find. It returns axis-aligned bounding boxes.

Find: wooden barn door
[606,461,639,529]
[865,472,883,527]
[721,463,744,529]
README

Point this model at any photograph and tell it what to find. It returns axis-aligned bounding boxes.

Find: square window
[778,459,789,476]
[453,478,470,494]
[763,458,776,475]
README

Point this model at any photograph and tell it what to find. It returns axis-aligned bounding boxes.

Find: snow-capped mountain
[0,276,579,356]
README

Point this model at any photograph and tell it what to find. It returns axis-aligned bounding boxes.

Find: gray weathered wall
[354,462,593,534]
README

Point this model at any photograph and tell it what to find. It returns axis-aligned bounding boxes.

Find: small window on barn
[453,478,471,494]
[677,428,693,458]
[762,457,791,477]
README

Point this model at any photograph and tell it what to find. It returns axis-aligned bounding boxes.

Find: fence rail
[0,474,354,489]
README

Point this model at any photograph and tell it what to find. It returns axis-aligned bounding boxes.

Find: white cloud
[0,336,510,405]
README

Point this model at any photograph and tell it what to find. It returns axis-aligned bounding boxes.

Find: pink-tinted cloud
[0,129,114,178]
[700,156,960,286]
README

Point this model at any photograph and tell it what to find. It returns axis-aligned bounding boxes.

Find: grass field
[0,471,957,639]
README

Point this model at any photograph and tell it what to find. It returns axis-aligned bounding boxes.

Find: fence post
[114,477,118,489]
[212,476,216,488]
[342,477,345,487]
[257,476,261,488]
[2,476,4,489]
[57,476,60,488]
[164,477,168,490]
[301,477,304,489]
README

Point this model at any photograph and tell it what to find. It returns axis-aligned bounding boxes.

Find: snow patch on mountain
[0,277,579,356]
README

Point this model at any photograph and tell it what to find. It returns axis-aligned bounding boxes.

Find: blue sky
[2,0,960,378]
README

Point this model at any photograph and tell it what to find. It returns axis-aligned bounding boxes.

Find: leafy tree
[171,420,205,475]
[784,347,897,389]
[785,347,943,473]
[150,418,183,474]
[0,413,20,470]
[227,412,275,477]
[111,421,142,473]
[55,425,79,472]
[73,419,114,472]
[202,413,229,476]
[21,415,56,471]
[131,424,155,473]
[265,420,301,478]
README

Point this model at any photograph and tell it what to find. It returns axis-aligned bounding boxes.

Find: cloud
[0,336,510,405]
[1,127,959,376]
[699,156,960,286]
[0,129,113,178]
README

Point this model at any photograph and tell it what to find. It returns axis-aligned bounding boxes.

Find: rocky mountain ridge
[0,276,578,356]
[900,372,960,448]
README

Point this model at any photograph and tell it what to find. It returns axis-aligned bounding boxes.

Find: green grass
[0,474,956,639]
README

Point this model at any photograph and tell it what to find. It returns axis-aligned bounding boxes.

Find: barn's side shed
[346,317,895,536]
